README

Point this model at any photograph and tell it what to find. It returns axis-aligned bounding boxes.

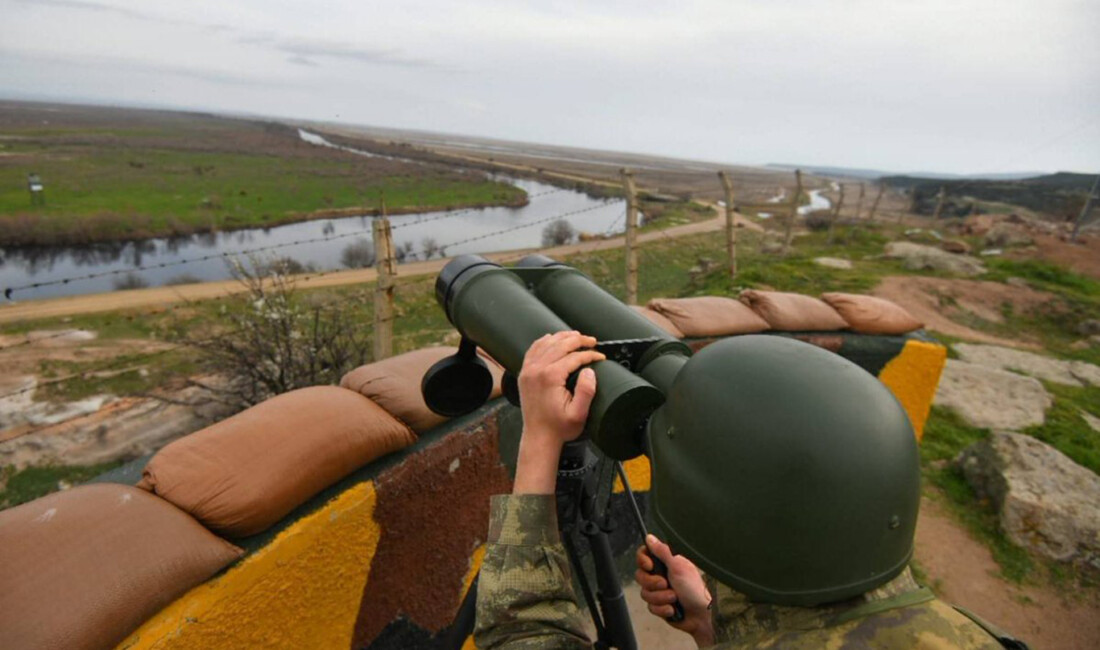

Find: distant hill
[766,163,1050,181]
[881,171,1097,218]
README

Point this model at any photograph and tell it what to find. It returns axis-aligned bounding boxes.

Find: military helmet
[646,335,920,606]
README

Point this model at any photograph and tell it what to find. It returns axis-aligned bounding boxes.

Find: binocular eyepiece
[422,254,691,459]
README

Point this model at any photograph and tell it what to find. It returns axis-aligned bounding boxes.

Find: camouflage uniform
[475,494,1007,649]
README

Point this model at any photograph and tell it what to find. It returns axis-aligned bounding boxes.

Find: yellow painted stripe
[613,456,652,493]
[877,340,947,442]
[117,481,380,650]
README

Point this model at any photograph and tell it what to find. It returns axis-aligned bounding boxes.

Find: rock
[934,359,1051,430]
[940,240,971,254]
[979,248,1003,256]
[955,432,1100,569]
[963,214,996,236]
[760,232,785,255]
[1005,277,1030,289]
[813,257,853,270]
[884,242,987,277]
[954,342,1100,387]
[984,223,1034,248]
[1077,319,1100,337]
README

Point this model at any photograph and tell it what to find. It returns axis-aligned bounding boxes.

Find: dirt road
[0,209,754,325]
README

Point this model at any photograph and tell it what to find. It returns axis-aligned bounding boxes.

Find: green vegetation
[0,109,524,245]
[1025,382,1100,475]
[0,461,123,508]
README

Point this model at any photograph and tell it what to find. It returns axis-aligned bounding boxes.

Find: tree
[184,260,372,409]
[541,219,576,247]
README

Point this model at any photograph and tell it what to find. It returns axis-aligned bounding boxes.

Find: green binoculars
[422,254,692,460]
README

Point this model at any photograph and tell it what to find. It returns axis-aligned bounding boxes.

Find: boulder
[1077,319,1100,337]
[962,214,996,236]
[955,432,1100,569]
[813,257,853,270]
[884,242,986,277]
[954,343,1100,387]
[940,240,971,255]
[934,359,1051,430]
[984,223,1034,248]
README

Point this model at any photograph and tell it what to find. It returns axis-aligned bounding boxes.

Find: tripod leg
[583,522,638,650]
[442,574,478,650]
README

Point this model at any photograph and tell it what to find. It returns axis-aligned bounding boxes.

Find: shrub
[542,219,576,247]
[341,239,376,268]
[804,210,834,232]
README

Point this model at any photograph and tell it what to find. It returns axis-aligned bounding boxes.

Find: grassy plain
[0,102,524,245]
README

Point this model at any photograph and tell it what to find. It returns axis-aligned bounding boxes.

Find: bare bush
[184,268,372,409]
[113,272,149,291]
[258,256,316,276]
[395,240,414,262]
[542,219,576,247]
[421,237,441,259]
[804,210,833,232]
[341,238,376,268]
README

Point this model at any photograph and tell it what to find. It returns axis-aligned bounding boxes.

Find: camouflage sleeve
[473,494,592,650]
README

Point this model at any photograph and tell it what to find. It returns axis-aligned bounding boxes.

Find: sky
[1,0,1098,175]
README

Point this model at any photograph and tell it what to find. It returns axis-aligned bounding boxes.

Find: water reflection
[1,177,625,301]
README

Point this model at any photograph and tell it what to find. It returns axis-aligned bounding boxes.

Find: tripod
[443,440,637,650]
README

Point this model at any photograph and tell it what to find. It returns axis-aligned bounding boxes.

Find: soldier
[474,331,1025,649]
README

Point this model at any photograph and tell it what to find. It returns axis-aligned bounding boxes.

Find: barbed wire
[1,189,573,299]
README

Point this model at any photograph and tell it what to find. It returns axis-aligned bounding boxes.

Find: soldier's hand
[636,535,715,647]
[518,331,604,447]
[512,331,604,495]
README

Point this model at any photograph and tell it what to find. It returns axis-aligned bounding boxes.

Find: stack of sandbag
[137,386,416,538]
[640,290,922,338]
[0,484,243,650]
[340,346,504,434]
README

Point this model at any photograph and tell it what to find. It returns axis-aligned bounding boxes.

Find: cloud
[0,48,281,87]
[241,35,442,70]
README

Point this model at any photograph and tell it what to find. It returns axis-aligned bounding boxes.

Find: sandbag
[137,386,415,537]
[340,346,504,433]
[821,292,924,335]
[647,297,769,338]
[630,305,685,338]
[0,484,241,650]
[739,290,849,331]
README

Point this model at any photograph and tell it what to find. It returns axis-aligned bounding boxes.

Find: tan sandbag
[340,346,504,433]
[0,484,241,650]
[739,290,849,331]
[630,306,685,338]
[821,292,924,334]
[646,297,769,337]
[137,386,415,537]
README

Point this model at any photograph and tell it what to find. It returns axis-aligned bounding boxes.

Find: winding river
[0,133,626,302]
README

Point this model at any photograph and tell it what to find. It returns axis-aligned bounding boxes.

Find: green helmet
[646,335,920,607]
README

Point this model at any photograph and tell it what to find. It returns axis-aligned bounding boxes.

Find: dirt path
[0,210,751,325]
[915,496,1100,649]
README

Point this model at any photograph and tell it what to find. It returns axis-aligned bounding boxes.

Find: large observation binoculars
[422,254,692,460]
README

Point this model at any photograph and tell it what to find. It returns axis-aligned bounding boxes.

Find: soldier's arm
[474,332,604,649]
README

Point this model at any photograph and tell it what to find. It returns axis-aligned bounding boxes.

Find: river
[0,134,626,302]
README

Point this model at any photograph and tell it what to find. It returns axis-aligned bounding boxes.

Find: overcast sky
[2,0,1097,175]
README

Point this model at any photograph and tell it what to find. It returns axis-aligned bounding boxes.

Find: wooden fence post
[853,182,865,221]
[1072,174,1099,242]
[621,168,639,305]
[718,170,737,278]
[827,183,845,244]
[932,185,947,220]
[782,169,802,256]
[372,201,396,360]
[867,182,885,223]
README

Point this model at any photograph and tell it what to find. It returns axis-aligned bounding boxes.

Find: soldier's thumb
[646,534,675,566]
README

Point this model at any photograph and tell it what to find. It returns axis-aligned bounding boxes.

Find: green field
[0,104,525,245]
